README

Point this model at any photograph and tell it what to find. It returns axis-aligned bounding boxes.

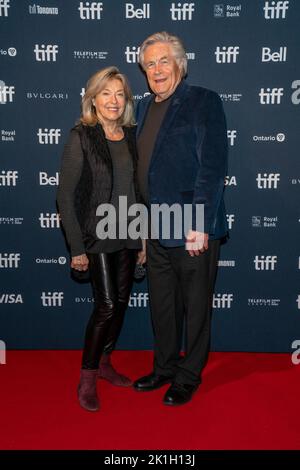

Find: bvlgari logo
[26,90,68,100]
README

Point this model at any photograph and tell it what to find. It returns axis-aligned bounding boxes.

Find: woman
[57,66,145,412]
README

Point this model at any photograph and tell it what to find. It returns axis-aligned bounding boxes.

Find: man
[133,32,228,406]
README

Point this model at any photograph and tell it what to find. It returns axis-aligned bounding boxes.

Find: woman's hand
[137,239,146,265]
[71,254,89,271]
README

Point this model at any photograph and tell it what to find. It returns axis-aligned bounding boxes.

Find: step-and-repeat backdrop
[1,0,299,352]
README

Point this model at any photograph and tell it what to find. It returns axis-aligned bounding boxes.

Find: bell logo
[39,213,60,228]
[213,293,233,308]
[0,81,15,104]
[125,3,150,19]
[170,2,195,20]
[37,128,61,144]
[78,2,103,20]
[263,1,289,19]
[0,253,20,268]
[262,46,287,62]
[226,214,235,229]
[125,46,140,63]
[0,0,10,17]
[254,255,277,270]
[227,130,237,146]
[39,172,59,186]
[259,87,284,104]
[215,46,239,63]
[41,292,64,307]
[0,170,18,186]
[34,44,58,62]
[256,173,280,189]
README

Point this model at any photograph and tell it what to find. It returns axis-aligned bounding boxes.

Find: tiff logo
[215,46,239,63]
[39,213,60,228]
[125,46,140,63]
[256,173,280,189]
[78,2,103,20]
[262,46,287,62]
[128,292,149,308]
[227,130,237,146]
[125,3,150,18]
[37,128,61,144]
[0,170,18,186]
[0,253,20,268]
[41,291,64,307]
[213,293,233,308]
[0,0,10,16]
[0,81,15,104]
[34,44,58,62]
[170,2,195,20]
[259,87,284,104]
[226,214,235,230]
[263,1,289,19]
[254,255,277,270]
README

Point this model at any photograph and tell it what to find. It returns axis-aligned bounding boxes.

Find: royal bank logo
[0,170,18,186]
[1,129,15,142]
[128,292,149,308]
[0,47,17,57]
[170,2,195,20]
[41,292,64,307]
[73,50,108,60]
[227,130,237,146]
[219,92,242,102]
[256,173,280,189]
[0,81,15,104]
[226,214,235,229]
[0,217,23,225]
[215,46,239,63]
[36,257,66,265]
[225,176,237,186]
[252,216,278,228]
[29,4,59,15]
[0,0,10,17]
[291,80,300,105]
[39,172,59,186]
[248,298,280,307]
[262,46,287,62]
[213,293,233,308]
[0,253,20,268]
[39,213,60,228]
[254,255,277,270]
[214,4,241,17]
[263,1,289,19]
[259,87,284,104]
[125,3,150,18]
[0,293,23,304]
[34,44,58,62]
[78,1,103,20]
[37,128,61,144]
[253,133,285,142]
[125,46,140,63]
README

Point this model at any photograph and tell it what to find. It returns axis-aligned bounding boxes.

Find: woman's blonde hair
[81,66,135,127]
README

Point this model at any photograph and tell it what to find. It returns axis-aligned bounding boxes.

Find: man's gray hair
[139,31,187,78]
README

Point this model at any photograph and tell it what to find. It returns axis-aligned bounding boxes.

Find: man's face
[143,42,182,102]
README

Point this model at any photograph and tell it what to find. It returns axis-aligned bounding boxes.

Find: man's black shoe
[133,372,173,392]
[163,382,199,406]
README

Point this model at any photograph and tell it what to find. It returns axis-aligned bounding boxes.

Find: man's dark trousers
[147,238,220,386]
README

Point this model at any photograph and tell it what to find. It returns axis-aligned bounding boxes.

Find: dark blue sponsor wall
[0,0,299,352]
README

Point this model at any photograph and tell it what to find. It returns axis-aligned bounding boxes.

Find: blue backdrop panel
[0,0,299,352]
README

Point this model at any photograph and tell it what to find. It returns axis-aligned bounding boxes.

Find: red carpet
[0,351,299,450]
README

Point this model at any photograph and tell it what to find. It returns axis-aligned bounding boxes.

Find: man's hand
[137,239,146,265]
[185,231,209,257]
[71,254,89,271]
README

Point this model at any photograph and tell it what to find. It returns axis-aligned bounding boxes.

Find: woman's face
[93,78,126,125]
